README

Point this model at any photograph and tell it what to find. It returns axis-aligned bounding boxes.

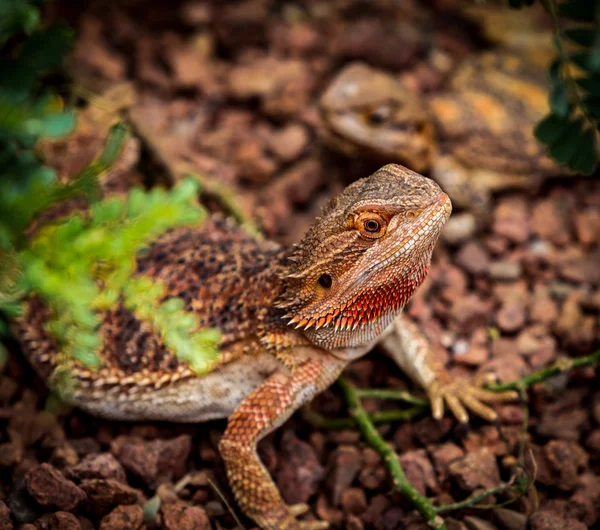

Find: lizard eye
[356,213,387,239]
[366,104,392,126]
[318,273,333,288]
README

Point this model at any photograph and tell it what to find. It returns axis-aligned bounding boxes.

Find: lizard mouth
[288,193,451,333]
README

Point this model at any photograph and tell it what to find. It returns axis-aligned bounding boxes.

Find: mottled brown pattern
[14,165,518,530]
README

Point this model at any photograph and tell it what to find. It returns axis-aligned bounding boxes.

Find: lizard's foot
[255,505,329,530]
[428,371,519,423]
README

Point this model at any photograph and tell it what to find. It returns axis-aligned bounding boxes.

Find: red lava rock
[340,488,367,515]
[275,430,325,506]
[450,294,493,334]
[496,301,527,333]
[66,453,127,484]
[26,463,86,512]
[429,443,465,483]
[267,124,309,162]
[327,445,363,506]
[46,511,81,530]
[345,513,364,530]
[99,505,144,530]
[493,197,530,243]
[316,493,343,526]
[160,501,210,530]
[517,326,557,369]
[478,354,528,384]
[536,404,588,441]
[441,212,478,245]
[455,242,490,275]
[530,287,559,326]
[488,260,522,281]
[399,449,438,496]
[529,510,586,530]
[541,440,588,491]
[0,501,12,530]
[573,208,600,245]
[0,441,22,468]
[531,197,572,246]
[79,479,139,515]
[448,448,501,491]
[412,416,454,446]
[111,435,191,487]
[570,473,600,526]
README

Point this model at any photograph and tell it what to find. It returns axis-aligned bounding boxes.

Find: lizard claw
[289,503,311,516]
[258,505,329,530]
[428,371,519,423]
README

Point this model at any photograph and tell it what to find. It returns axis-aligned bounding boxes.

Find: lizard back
[14,215,286,396]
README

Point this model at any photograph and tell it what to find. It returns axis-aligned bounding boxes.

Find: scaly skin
[319,53,566,211]
[14,164,517,529]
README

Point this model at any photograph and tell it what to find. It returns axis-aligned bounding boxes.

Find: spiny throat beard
[289,262,430,350]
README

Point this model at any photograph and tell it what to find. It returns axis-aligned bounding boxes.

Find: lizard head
[277,164,451,351]
[319,63,435,173]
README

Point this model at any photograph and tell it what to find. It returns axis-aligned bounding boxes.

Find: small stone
[66,453,126,484]
[341,488,367,515]
[429,443,465,482]
[463,516,500,530]
[99,505,144,530]
[399,449,438,496]
[530,510,586,530]
[488,261,522,281]
[160,501,210,530]
[0,501,12,530]
[493,197,530,243]
[542,440,588,491]
[26,464,86,512]
[442,213,477,245]
[493,507,527,530]
[111,435,191,487]
[496,302,527,333]
[80,479,138,515]
[275,430,325,506]
[573,208,600,245]
[267,124,309,162]
[0,441,22,468]
[531,197,572,246]
[327,445,363,506]
[455,242,490,275]
[47,512,81,530]
[449,448,501,491]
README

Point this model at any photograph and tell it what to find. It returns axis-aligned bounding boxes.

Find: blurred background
[0,1,599,530]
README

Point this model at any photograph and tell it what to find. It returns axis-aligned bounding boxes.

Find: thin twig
[356,388,429,406]
[486,350,600,392]
[337,377,447,530]
[434,480,515,515]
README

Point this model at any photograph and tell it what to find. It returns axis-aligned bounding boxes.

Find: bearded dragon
[14,164,516,529]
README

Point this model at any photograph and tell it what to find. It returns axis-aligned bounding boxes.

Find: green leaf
[39,110,77,138]
[559,0,596,21]
[589,29,600,71]
[568,126,598,175]
[583,94,600,118]
[534,113,570,146]
[20,24,74,74]
[548,117,585,165]
[565,27,597,47]
[571,52,600,72]
[549,82,572,117]
[576,75,600,93]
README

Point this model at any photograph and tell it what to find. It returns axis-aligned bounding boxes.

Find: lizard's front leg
[380,313,518,423]
[219,350,345,530]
